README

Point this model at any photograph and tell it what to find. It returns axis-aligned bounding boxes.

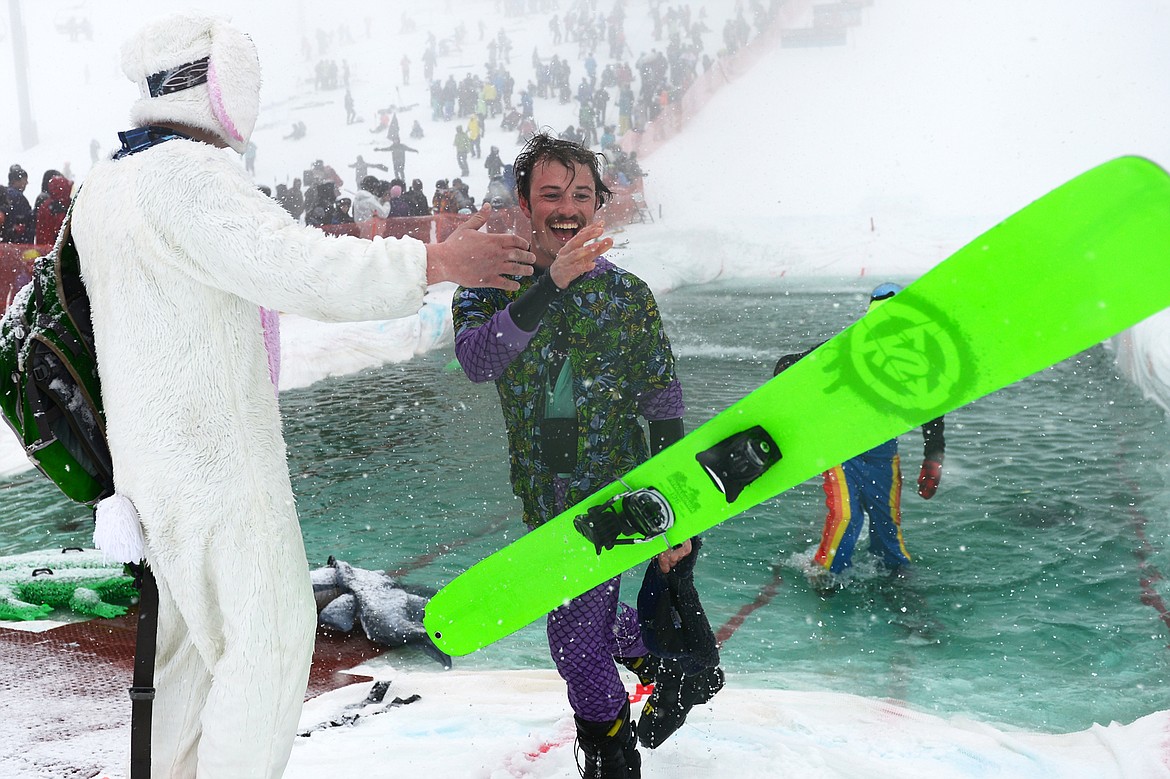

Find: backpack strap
[128,563,159,779]
[31,203,86,361]
[22,199,116,498]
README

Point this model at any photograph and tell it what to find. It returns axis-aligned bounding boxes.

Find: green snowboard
[424,156,1170,656]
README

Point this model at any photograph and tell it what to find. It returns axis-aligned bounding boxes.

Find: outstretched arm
[452,219,613,379]
[452,300,533,383]
[426,204,535,290]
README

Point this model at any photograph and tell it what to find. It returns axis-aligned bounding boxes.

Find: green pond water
[5,277,1168,733]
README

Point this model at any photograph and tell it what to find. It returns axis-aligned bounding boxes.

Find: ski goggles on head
[143,57,210,98]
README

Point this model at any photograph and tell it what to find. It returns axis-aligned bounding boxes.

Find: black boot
[637,661,726,749]
[574,701,641,778]
[616,654,660,686]
[683,665,725,709]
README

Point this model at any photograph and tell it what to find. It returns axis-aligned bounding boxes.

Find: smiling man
[452,133,722,777]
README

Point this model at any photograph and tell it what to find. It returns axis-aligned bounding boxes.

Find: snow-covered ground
[275,666,1170,779]
[3,1,1170,776]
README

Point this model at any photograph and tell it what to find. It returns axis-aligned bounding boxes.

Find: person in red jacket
[35,174,72,245]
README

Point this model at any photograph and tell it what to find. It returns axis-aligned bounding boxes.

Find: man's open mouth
[549,219,582,242]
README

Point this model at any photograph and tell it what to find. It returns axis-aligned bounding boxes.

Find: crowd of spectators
[4,1,782,245]
[0,163,74,246]
[271,158,518,228]
[261,0,782,231]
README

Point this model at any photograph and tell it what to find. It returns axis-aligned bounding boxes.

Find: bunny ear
[207,20,262,151]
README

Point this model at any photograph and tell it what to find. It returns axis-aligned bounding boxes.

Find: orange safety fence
[373,215,435,242]
[599,178,650,225]
[0,179,652,316]
[314,190,648,248]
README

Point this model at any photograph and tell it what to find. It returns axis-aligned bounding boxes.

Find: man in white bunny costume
[72,13,533,778]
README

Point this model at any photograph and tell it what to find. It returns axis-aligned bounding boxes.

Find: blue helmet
[870,282,903,302]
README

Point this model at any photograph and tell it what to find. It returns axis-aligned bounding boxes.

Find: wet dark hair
[513,131,611,209]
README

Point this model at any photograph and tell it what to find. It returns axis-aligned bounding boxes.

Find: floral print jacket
[453,258,681,527]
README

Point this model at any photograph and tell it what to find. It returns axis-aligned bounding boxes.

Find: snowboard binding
[696,425,782,503]
[574,487,675,555]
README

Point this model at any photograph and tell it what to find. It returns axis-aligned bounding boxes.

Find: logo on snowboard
[824,292,972,418]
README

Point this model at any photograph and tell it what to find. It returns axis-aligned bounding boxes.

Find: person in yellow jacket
[468,113,484,158]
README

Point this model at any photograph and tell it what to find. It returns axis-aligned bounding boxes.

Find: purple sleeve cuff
[639,379,685,421]
[454,303,537,383]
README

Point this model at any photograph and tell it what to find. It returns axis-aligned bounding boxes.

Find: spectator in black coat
[2,164,34,244]
[278,178,305,221]
[403,179,431,217]
[484,146,505,178]
[386,184,410,217]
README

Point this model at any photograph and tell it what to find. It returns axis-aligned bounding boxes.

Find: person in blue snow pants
[816,438,910,573]
[775,283,946,579]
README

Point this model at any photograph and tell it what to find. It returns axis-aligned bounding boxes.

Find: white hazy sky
[3,0,1169,223]
[646,0,1170,221]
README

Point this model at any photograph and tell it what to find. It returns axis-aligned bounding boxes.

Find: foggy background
[3,0,1168,234]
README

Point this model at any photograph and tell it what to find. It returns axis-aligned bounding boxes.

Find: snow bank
[281,668,1170,779]
[1110,312,1170,415]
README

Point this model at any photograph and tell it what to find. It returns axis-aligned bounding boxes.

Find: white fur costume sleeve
[71,138,428,778]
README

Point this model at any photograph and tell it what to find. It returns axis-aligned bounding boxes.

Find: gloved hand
[917,459,942,499]
[773,352,803,376]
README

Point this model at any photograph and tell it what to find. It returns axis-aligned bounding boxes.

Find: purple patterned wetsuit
[453,261,683,722]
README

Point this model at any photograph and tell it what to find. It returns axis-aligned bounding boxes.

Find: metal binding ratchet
[696,425,782,503]
[573,484,675,555]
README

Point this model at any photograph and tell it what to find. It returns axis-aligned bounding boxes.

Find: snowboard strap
[573,487,675,554]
